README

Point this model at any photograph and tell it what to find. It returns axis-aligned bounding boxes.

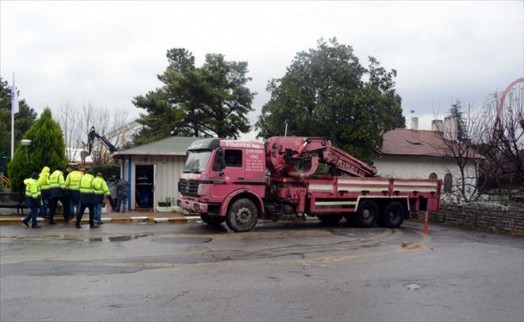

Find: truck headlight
[197,184,210,196]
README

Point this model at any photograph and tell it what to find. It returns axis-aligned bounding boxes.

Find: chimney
[410,117,419,130]
[444,116,458,140]
[431,120,444,132]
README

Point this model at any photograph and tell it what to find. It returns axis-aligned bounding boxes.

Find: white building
[66,147,93,165]
[373,118,484,202]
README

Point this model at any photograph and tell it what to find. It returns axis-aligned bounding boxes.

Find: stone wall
[413,202,524,236]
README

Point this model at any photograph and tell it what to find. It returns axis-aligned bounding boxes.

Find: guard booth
[111,136,199,211]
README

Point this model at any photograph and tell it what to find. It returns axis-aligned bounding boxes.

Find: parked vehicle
[178,137,442,232]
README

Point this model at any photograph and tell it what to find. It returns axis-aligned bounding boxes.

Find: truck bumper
[177,198,208,214]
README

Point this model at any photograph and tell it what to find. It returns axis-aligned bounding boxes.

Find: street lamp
[21,139,31,163]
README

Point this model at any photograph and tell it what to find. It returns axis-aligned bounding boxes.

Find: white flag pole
[10,108,14,161]
[10,74,19,160]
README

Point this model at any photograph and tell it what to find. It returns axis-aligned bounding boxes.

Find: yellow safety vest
[93,177,110,196]
[79,174,95,194]
[49,170,65,189]
[65,170,83,191]
[24,178,41,198]
[38,167,51,191]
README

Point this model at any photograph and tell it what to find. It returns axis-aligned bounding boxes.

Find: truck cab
[177,138,266,228]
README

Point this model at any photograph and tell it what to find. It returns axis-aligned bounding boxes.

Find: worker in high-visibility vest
[65,165,83,221]
[76,168,97,229]
[92,172,110,225]
[48,166,66,224]
[22,172,42,229]
[62,165,72,220]
[37,166,51,218]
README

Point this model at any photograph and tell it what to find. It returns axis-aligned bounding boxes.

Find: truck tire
[226,198,258,232]
[355,200,379,228]
[382,201,405,228]
[317,214,343,225]
[200,214,225,226]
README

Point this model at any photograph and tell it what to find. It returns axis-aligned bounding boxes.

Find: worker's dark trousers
[77,203,95,226]
[48,198,67,222]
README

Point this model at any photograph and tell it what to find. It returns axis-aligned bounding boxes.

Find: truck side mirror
[213,148,226,172]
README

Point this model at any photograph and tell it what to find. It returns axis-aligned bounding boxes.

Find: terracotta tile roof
[379,129,484,159]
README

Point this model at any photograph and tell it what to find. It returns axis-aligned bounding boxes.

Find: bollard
[423,210,429,234]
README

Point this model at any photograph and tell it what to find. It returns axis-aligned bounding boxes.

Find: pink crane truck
[177,136,442,232]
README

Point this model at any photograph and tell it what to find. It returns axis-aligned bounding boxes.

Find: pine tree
[256,38,405,162]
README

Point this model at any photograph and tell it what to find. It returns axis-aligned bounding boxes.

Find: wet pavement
[1,220,524,321]
[0,208,191,225]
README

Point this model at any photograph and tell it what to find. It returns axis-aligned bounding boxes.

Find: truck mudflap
[178,198,208,214]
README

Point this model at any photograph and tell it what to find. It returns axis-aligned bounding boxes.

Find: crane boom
[87,126,117,155]
[266,136,377,177]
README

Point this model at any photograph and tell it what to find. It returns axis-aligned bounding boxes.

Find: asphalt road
[1,220,523,322]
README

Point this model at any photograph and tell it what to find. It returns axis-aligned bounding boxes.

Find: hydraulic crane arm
[266,136,377,177]
[87,126,117,155]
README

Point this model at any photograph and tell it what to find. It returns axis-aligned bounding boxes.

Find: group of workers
[22,165,129,229]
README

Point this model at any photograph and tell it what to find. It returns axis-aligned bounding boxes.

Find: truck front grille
[178,179,199,196]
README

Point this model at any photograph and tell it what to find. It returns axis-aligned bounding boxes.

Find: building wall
[120,155,186,210]
[373,155,478,201]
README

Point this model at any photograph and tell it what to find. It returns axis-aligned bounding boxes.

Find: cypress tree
[7,108,67,192]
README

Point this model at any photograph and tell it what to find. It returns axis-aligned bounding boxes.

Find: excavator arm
[87,127,117,155]
[266,136,377,177]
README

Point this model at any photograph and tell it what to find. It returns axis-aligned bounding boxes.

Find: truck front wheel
[226,198,258,232]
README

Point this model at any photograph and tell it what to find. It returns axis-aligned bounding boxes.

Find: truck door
[222,149,245,184]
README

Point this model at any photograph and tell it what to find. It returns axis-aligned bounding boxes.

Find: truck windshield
[183,150,212,173]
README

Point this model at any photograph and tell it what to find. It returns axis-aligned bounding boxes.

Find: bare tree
[477,83,524,197]
[426,82,523,204]
[438,101,485,203]
[56,103,81,163]
[80,103,134,165]
[54,103,133,165]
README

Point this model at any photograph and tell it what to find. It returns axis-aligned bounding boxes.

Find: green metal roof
[113,136,200,157]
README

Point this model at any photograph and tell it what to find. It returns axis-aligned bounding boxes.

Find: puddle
[152,237,212,244]
[405,283,421,291]
[109,235,132,242]
[86,233,152,243]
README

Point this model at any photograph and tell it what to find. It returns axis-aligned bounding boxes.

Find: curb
[0,215,199,225]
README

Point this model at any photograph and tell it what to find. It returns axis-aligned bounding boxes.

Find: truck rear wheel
[382,201,405,228]
[200,214,225,226]
[355,200,379,228]
[226,198,258,232]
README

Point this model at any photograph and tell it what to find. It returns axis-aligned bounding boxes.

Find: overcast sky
[1,1,523,138]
